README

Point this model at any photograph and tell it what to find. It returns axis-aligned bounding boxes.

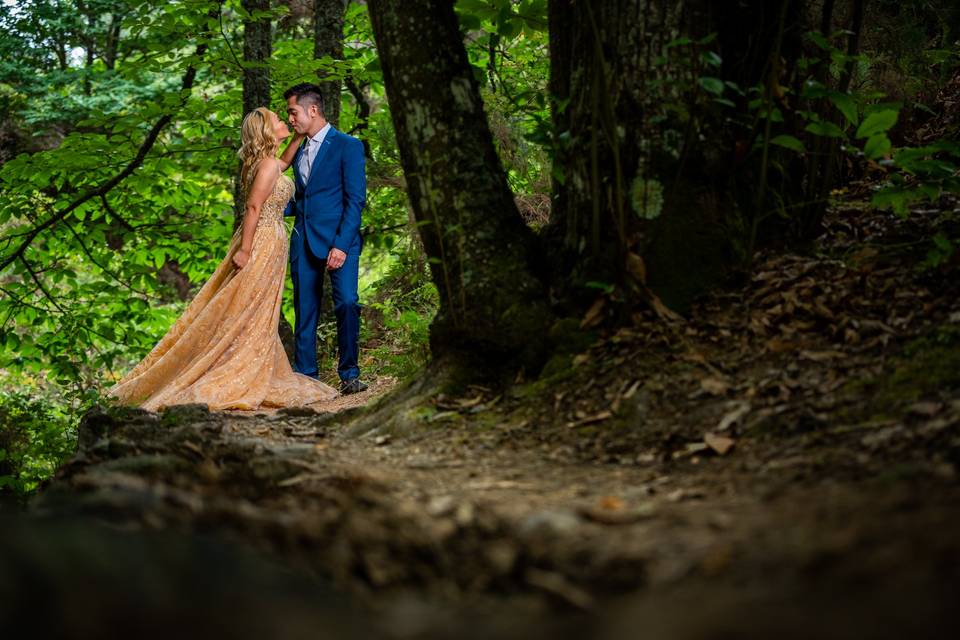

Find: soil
[6,192,960,639]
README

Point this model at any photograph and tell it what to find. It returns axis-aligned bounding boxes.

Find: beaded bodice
[257,174,294,227]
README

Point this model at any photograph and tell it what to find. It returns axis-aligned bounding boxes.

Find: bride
[107,107,338,411]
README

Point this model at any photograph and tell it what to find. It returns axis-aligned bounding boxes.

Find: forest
[1,0,959,637]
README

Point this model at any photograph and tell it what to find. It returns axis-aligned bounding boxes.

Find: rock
[484,540,519,575]
[519,509,582,538]
[98,454,192,476]
[276,406,321,418]
[907,401,942,417]
[78,405,154,450]
[426,495,456,517]
[454,502,475,526]
[160,404,212,424]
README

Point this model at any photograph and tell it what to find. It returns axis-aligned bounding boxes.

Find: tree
[367,0,553,368]
[364,0,858,369]
[242,0,273,117]
[314,0,347,128]
[545,0,819,311]
[235,0,273,224]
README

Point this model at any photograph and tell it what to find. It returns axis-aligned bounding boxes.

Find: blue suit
[284,126,366,381]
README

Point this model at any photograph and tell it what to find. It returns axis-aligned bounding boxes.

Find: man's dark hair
[283,83,325,116]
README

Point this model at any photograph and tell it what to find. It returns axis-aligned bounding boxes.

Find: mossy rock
[78,404,155,449]
[160,404,212,427]
[547,317,596,355]
[97,454,192,476]
[539,353,574,381]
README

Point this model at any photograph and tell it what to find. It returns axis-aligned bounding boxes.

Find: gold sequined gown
[107,173,338,412]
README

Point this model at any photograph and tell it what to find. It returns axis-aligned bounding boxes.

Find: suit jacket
[284,126,366,260]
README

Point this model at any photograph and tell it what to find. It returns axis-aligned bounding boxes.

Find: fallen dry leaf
[597,496,626,511]
[568,411,613,428]
[581,297,607,328]
[799,349,847,362]
[626,252,647,284]
[700,377,731,396]
[716,402,751,432]
[674,442,710,459]
[908,401,942,417]
[704,433,736,456]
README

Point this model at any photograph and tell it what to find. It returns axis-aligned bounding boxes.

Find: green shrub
[0,391,76,497]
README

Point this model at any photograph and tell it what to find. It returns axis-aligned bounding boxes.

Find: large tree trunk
[313,0,347,128]
[237,0,295,360]
[235,0,272,226]
[242,0,273,115]
[366,0,552,367]
[545,0,810,312]
[546,0,731,312]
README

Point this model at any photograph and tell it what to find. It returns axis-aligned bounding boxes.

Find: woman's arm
[277,133,303,172]
[233,159,279,269]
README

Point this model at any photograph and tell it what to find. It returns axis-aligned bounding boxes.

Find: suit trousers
[289,233,361,382]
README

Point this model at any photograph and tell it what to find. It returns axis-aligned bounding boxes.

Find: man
[280,83,368,395]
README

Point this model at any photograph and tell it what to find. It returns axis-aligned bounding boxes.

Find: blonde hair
[238,107,278,193]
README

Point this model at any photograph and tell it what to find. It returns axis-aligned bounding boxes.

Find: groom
[281,83,368,395]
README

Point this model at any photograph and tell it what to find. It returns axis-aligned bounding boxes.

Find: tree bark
[103,13,122,70]
[547,0,729,311]
[235,0,273,225]
[344,76,373,158]
[313,0,347,127]
[236,0,295,357]
[366,0,552,367]
[241,0,273,117]
[545,0,809,311]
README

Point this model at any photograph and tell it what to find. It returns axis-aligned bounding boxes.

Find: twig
[65,222,161,299]
[100,194,135,231]
[19,256,67,314]
[218,0,244,69]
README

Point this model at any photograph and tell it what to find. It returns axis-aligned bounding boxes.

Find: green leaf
[804,121,845,138]
[807,31,831,51]
[863,133,891,159]
[855,109,899,138]
[828,91,858,125]
[871,186,920,217]
[697,76,724,96]
[770,134,806,153]
[700,51,722,67]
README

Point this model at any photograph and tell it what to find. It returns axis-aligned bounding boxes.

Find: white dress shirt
[298,122,331,181]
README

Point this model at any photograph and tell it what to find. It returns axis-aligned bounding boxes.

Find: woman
[107,107,337,411]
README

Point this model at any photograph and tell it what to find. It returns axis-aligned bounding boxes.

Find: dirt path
[12,198,960,638]
[18,385,956,639]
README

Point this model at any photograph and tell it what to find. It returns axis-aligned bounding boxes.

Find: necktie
[301,138,313,180]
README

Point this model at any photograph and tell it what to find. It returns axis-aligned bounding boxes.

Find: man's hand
[327,247,347,270]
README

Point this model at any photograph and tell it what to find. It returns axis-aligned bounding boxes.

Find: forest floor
[5,190,960,639]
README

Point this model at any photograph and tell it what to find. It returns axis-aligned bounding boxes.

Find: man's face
[286,96,312,134]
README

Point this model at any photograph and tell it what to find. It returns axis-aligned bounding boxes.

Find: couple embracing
[109,83,368,412]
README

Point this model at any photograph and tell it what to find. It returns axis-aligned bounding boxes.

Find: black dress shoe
[339,378,369,395]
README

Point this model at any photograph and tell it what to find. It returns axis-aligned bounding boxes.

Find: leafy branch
[0,37,212,273]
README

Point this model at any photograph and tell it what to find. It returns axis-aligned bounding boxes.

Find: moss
[160,404,211,428]
[843,325,960,420]
[466,411,503,431]
[410,405,438,422]
[547,317,596,355]
[539,353,574,381]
